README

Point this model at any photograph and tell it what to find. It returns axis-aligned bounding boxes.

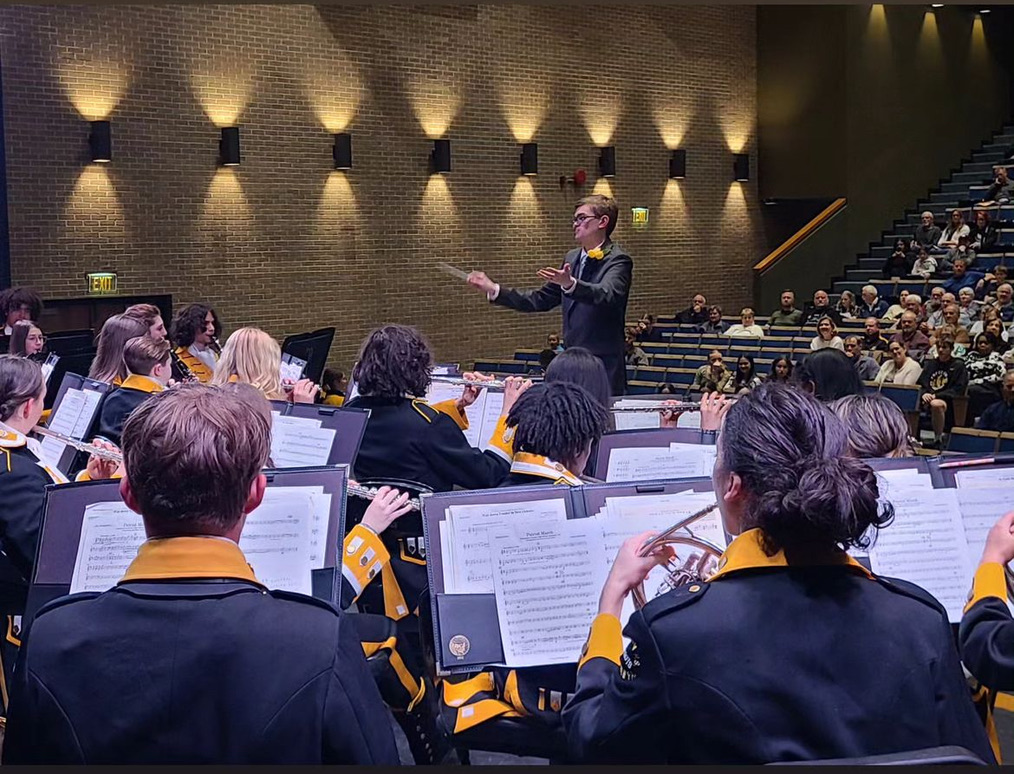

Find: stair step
[972,149,1007,162]
[964,161,998,175]
[928,192,962,205]
[941,181,970,193]
[953,171,987,184]
[870,245,894,258]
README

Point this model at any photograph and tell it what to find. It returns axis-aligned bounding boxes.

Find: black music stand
[26,466,348,639]
[281,327,335,385]
[44,351,98,410]
[590,427,717,480]
[41,372,112,474]
[267,402,369,468]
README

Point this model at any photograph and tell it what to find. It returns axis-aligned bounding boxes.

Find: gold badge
[449,634,470,659]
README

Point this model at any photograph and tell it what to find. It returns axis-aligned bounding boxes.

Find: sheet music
[426,383,486,447]
[279,357,306,384]
[70,501,148,593]
[869,487,972,622]
[489,519,607,667]
[478,391,505,447]
[41,353,59,385]
[956,487,1011,569]
[444,498,568,594]
[605,443,715,483]
[955,468,1014,489]
[238,490,315,595]
[612,411,661,430]
[39,387,103,467]
[270,413,336,468]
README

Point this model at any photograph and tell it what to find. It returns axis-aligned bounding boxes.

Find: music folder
[591,427,717,481]
[39,372,112,475]
[25,466,349,638]
[268,401,369,469]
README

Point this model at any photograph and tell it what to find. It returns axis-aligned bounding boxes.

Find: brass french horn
[632,503,725,609]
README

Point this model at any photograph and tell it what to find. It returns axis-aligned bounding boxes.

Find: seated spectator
[843,336,880,381]
[927,325,968,360]
[636,314,663,343]
[8,320,46,361]
[942,258,985,296]
[860,317,889,354]
[836,290,858,320]
[941,303,972,343]
[697,305,728,334]
[768,356,793,383]
[912,210,942,253]
[919,334,969,447]
[767,290,803,327]
[924,286,946,320]
[657,382,679,395]
[624,327,649,367]
[937,208,970,251]
[810,316,844,351]
[909,247,937,279]
[875,340,923,386]
[940,235,976,273]
[883,290,909,322]
[926,292,956,329]
[690,350,731,393]
[969,305,1010,345]
[801,290,841,327]
[974,264,1007,302]
[0,287,43,337]
[976,370,1014,432]
[890,311,931,362]
[726,307,764,338]
[993,283,1014,323]
[964,333,1006,423]
[831,394,914,459]
[957,287,981,324]
[793,348,863,402]
[724,355,762,396]
[857,285,888,319]
[95,336,172,448]
[546,333,565,354]
[881,239,914,279]
[978,165,1014,208]
[674,293,708,326]
[970,209,999,253]
[900,293,926,327]
[985,318,1011,358]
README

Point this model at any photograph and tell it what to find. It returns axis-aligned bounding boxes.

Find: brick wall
[0,4,764,369]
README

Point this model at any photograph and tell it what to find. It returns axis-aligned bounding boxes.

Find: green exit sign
[631,207,649,228]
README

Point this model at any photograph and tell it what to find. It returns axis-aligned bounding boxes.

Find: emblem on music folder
[448,634,470,659]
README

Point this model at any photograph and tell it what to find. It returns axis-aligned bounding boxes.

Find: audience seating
[946,428,1001,454]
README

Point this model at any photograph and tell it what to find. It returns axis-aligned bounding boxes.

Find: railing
[754,197,847,273]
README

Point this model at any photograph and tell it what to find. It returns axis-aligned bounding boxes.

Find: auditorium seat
[946,428,1000,454]
[998,432,1014,453]
[513,350,540,363]
[636,366,668,384]
[767,327,799,338]
[625,380,658,395]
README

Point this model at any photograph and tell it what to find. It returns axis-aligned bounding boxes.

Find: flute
[611,400,738,413]
[31,426,123,463]
[430,375,541,391]
[347,482,422,512]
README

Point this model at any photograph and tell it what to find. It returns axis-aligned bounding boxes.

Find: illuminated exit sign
[87,272,117,294]
[631,207,649,228]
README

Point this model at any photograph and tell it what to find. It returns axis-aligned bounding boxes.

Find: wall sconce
[733,153,750,182]
[219,127,241,166]
[598,146,616,178]
[431,139,451,174]
[669,149,686,179]
[333,133,352,170]
[89,120,111,163]
[520,142,538,176]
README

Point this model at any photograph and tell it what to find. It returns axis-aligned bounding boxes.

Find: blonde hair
[210,327,284,400]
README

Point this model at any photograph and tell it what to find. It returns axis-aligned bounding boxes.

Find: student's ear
[243,473,267,515]
[121,477,141,515]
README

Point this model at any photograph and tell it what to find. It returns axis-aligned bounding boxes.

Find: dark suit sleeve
[322,615,400,764]
[493,281,563,314]
[424,414,509,489]
[960,597,1014,691]
[568,254,633,308]
[0,459,49,579]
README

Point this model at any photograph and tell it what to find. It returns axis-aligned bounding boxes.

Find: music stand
[591,427,717,480]
[40,372,111,474]
[44,351,98,410]
[268,403,369,468]
[281,327,335,385]
[26,466,349,637]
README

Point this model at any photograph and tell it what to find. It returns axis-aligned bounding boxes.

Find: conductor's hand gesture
[467,271,497,295]
[536,263,576,290]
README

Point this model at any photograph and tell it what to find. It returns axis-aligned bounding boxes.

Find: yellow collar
[119,536,262,586]
[510,452,583,486]
[121,374,164,394]
[0,420,27,449]
[708,528,872,582]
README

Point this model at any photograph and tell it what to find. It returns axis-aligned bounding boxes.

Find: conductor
[467,195,633,395]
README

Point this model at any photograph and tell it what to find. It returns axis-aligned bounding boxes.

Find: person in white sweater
[875,340,923,386]
[810,316,844,351]
[726,307,765,339]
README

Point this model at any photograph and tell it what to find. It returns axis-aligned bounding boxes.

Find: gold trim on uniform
[119,536,261,585]
[485,414,514,463]
[579,613,623,668]
[965,562,1008,613]
[120,374,164,394]
[174,347,214,384]
[341,524,390,598]
[708,528,874,583]
[430,399,468,431]
[508,452,583,486]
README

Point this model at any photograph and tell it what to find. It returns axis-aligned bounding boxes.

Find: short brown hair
[123,303,161,329]
[122,383,271,534]
[123,335,171,376]
[575,195,619,237]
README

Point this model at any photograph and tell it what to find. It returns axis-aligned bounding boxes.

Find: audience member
[979,165,1014,207]
[546,333,564,354]
[831,394,914,459]
[636,314,663,343]
[860,317,889,354]
[912,210,942,253]
[942,258,984,296]
[624,327,649,367]
[994,283,1014,323]
[969,305,1010,345]
[938,208,970,251]
[940,235,977,273]
[909,248,937,279]
[926,293,955,329]
[970,210,999,253]
[697,305,727,334]
[675,293,708,326]
[925,286,946,319]
[919,334,969,447]
[725,308,764,338]
[875,340,923,386]
[939,304,972,344]
[957,287,981,325]
[801,290,841,327]
[891,311,931,362]
[767,290,803,327]
[836,290,858,320]
[985,318,1011,357]
[902,293,926,326]
[810,316,844,351]
[8,320,45,360]
[883,290,909,322]
[975,265,1007,302]
[881,240,913,279]
[768,356,793,383]
[857,285,888,319]
[793,348,863,402]
[964,333,1006,423]
[0,288,43,337]
[724,355,762,395]
[843,336,880,381]
[690,350,731,393]
[657,382,678,396]
[927,325,968,360]
[976,370,1014,432]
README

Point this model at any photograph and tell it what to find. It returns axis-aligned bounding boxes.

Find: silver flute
[611,399,738,413]
[347,482,422,512]
[430,375,541,391]
[31,426,123,463]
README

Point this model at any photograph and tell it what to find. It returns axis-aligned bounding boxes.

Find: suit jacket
[493,242,632,359]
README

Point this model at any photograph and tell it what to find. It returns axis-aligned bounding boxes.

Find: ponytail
[0,355,44,422]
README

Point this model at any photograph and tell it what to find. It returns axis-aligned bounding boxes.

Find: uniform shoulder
[32,591,105,622]
[266,589,342,620]
[871,574,950,618]
[639,581,711,624]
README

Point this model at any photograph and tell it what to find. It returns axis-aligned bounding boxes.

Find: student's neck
[3,416,33,436]
[192,341,208,352]
[581,236,606,252]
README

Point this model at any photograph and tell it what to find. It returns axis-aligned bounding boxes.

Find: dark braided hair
[507,382,609,471]
[353,324,433,399]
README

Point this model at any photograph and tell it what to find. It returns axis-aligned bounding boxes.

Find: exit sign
[631,207,649,228]
[87,272,117,294]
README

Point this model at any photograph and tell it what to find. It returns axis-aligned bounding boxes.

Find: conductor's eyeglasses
[572,214,598,225]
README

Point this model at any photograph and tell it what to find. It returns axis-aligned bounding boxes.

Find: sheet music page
[874,469,930,499]
[270,414,336,468]
[70,500,147,593]
[956,487,1014,614]
[477,391,505,447]
[955,468,1014,489]
[605,447,690,482]
[677,411,702,429]
[39,387,101,466]
[445,498,568,594]
[239,488,315,595]
[426,383,486,447]
[868,487,972,623]
[489,519,607,668]
[612,411,661,431]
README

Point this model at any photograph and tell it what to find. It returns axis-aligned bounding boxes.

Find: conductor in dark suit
[467,195,633,395]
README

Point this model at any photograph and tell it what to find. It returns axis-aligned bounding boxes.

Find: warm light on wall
[189,54,253,128]
[57,58,128,121]
[418,175,457,232]
[508,176,539,219]
[409,73,460,139]
[592,178,613,197]
[652,97,689,149]
[579,91,621,146]
[304,53,363,134]
[867,4,888,38]
[971,15,987,56]
[67,165,125,238]
[498,77,549,143]
[203,167,249,222]
[662,178,686,215]
[918,8,943,60]
[317,171,359,228]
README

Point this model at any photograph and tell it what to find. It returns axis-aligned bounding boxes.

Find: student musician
[318,368,347,406]
[88,314,149,386]
[95,336,172,448]
[169,303,221,383]
[2,383,398,764]
[8,320,46,361]
[0,287,43,337]
[210,327,316,403]
[562,383,993,764]
[122,303,168,341]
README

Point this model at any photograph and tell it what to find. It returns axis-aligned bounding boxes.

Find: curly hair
[507,382,609,471]
[170,303,221,348]
[0,287,43,325]
[352,325,433,399]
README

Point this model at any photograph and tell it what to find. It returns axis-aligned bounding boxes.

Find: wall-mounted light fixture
[89,120,111,163]
[669,149,686,179]
[520,142,538,176]
[219,127,241,166]
[598,146,616,178]
[333,133,352,170]
[431,138,451,173]
[733,153,750,182]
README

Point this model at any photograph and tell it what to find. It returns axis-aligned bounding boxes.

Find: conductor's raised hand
[536,263,575,289]
[502,376,534,414]
[467,271,497,295]
[361,486,414,535]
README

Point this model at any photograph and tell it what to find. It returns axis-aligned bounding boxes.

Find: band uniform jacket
[2,537,399,765]
[94,374,163,448]
[960,562,1014,691]
[562,529,994,764]
[492,241,632,394]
